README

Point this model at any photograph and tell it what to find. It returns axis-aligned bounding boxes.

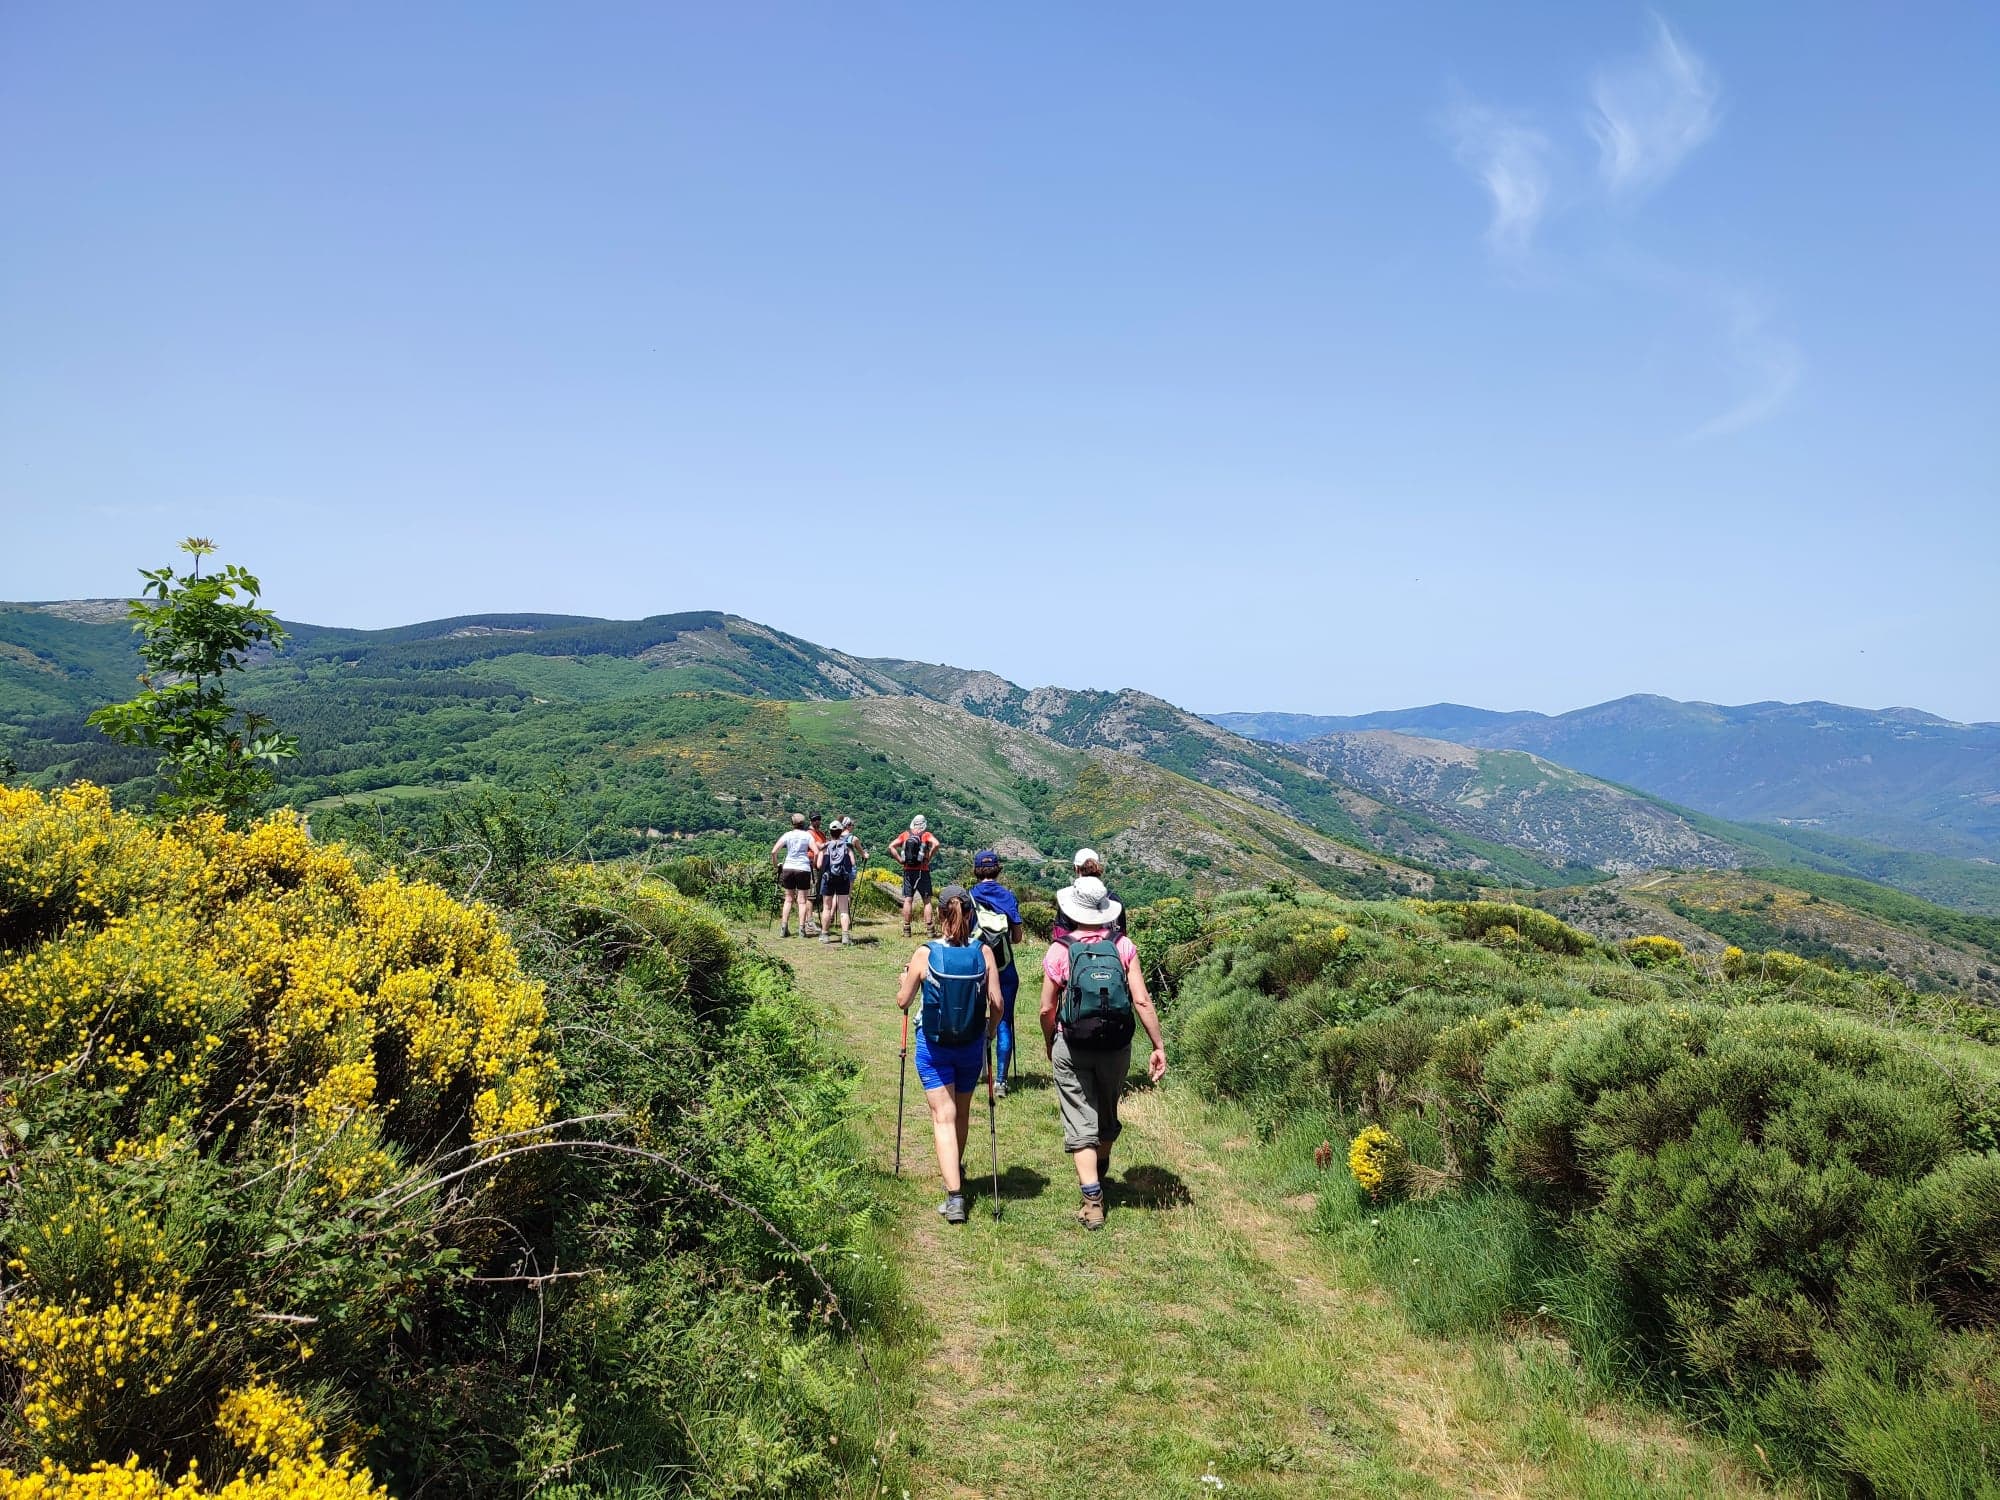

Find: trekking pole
[893,1008,910,1177]
[985,1033,1002,1220]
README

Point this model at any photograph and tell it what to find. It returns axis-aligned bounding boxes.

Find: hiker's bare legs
[925,1086,965,1191]
[901,894,915,934]
[1071,1144,1101,1192]
[835,895,852,940]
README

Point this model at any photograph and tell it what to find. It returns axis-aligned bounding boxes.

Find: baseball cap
[910,815,927,833]
[1072,847,1100,869]
[973,849,1000,868]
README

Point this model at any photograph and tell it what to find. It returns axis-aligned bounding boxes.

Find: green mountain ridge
[8,601,1999,1003]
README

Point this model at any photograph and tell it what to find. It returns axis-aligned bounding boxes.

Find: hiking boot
[1076,1192,1105,1231]
[841,936,855,946]
[942,1194,968,1225]
[818,932,831,944]
[779,926,791,939]
[993,1080,1008,1100]
[901,925,912,939]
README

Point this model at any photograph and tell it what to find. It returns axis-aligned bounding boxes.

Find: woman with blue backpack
[1039,875,1167,1231]
[895,885,1003,1224]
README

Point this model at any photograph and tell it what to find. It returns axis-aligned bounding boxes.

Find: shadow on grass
[993,1069,1052,1093]
[1108,1164,1193,1211]
[983,1164,1051,1209]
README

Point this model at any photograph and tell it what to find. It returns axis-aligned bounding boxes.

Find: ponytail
[938,892,975,945]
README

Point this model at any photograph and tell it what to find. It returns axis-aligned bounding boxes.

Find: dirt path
[751,910,1770,1499]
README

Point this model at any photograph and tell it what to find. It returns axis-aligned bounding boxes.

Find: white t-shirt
[777,829,816,871]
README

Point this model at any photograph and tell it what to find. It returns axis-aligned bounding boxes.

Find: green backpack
[1060,938,1135,1050]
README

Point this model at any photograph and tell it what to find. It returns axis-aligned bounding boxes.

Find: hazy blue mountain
[1213,693,2000,866]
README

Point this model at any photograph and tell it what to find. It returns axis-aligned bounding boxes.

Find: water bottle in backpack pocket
[922,940,987,1047]
[1060,938,1135,1050]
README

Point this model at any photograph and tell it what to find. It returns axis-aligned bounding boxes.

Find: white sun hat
[1056,876,1122,930]
[910,815,927,833]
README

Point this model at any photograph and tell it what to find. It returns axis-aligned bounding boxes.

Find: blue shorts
[914,1028,984,1094]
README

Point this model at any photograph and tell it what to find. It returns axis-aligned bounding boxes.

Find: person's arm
[896,947,928,1013]
[1009,921,1024,943]
[771,838,787,869]
[1126,955,1167,1082]
[984,946,1003,1037]
[1039,973,1061,1057]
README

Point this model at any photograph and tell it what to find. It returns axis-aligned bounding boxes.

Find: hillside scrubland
[0,784,888,1498]
[1154,889,2000,1497]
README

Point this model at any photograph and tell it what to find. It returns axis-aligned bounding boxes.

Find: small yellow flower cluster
[1622,934,1687,968]
[0,1422,386,1498]
[1720,945,1829,985]
[0,1287,203,1445]
[1348,1124,1406,1197]
[215,1382,317,1464]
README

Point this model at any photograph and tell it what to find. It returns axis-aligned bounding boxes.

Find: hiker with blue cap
[969,850,1026,1096]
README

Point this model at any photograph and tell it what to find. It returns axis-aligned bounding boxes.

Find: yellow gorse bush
[1348,1124,1406,1197]
[0,783,553,1158]
[1622,934,1687,968]
[0,1391,388,1496]
[0,784,557,1490]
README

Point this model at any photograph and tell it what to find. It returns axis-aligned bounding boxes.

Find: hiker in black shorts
[887,815,940,938]
[818,816,862,945]
[770,812,818,938]
[803,810,829,936]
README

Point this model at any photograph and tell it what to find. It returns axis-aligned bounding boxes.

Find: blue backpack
[823,835,856,879]
[922,940,987,1047]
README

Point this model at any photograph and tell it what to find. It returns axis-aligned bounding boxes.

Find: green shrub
[1156,886,2000,1496]
[1421,900,1594,956]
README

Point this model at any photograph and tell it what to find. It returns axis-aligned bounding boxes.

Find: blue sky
[3,4,1995,719]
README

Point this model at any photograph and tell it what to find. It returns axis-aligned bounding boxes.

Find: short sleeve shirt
[1042,929,1139,987]
[777,829,816,871]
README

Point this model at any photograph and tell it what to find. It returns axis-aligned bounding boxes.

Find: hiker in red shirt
[887,815,940,938]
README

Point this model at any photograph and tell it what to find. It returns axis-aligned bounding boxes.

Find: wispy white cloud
[1442,101,1553,256]
[1587,13,1720,196]
[1687,293,1803,440]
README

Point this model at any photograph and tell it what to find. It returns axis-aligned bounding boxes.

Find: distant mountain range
[1210,696,2000,868]
[6,602,1999,925]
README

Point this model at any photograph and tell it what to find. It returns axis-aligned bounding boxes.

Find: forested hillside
[9,601,2000,959]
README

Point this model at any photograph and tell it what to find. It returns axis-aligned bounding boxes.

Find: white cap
[1072,847,1100,869]
[910,815,927,833]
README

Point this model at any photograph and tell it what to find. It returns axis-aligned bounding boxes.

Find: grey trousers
[1051,1032,1132,1153]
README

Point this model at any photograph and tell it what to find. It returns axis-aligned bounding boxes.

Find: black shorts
[779,867,813,891]
[900,869,934,901]
[822,873,854,897]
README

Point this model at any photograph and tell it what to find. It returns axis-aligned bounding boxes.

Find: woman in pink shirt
[1038,876,1167,1231]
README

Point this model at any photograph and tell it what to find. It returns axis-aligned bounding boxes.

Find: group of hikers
[771,814,1169,1231]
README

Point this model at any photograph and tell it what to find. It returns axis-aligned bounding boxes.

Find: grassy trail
[751,909,1772,1499]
